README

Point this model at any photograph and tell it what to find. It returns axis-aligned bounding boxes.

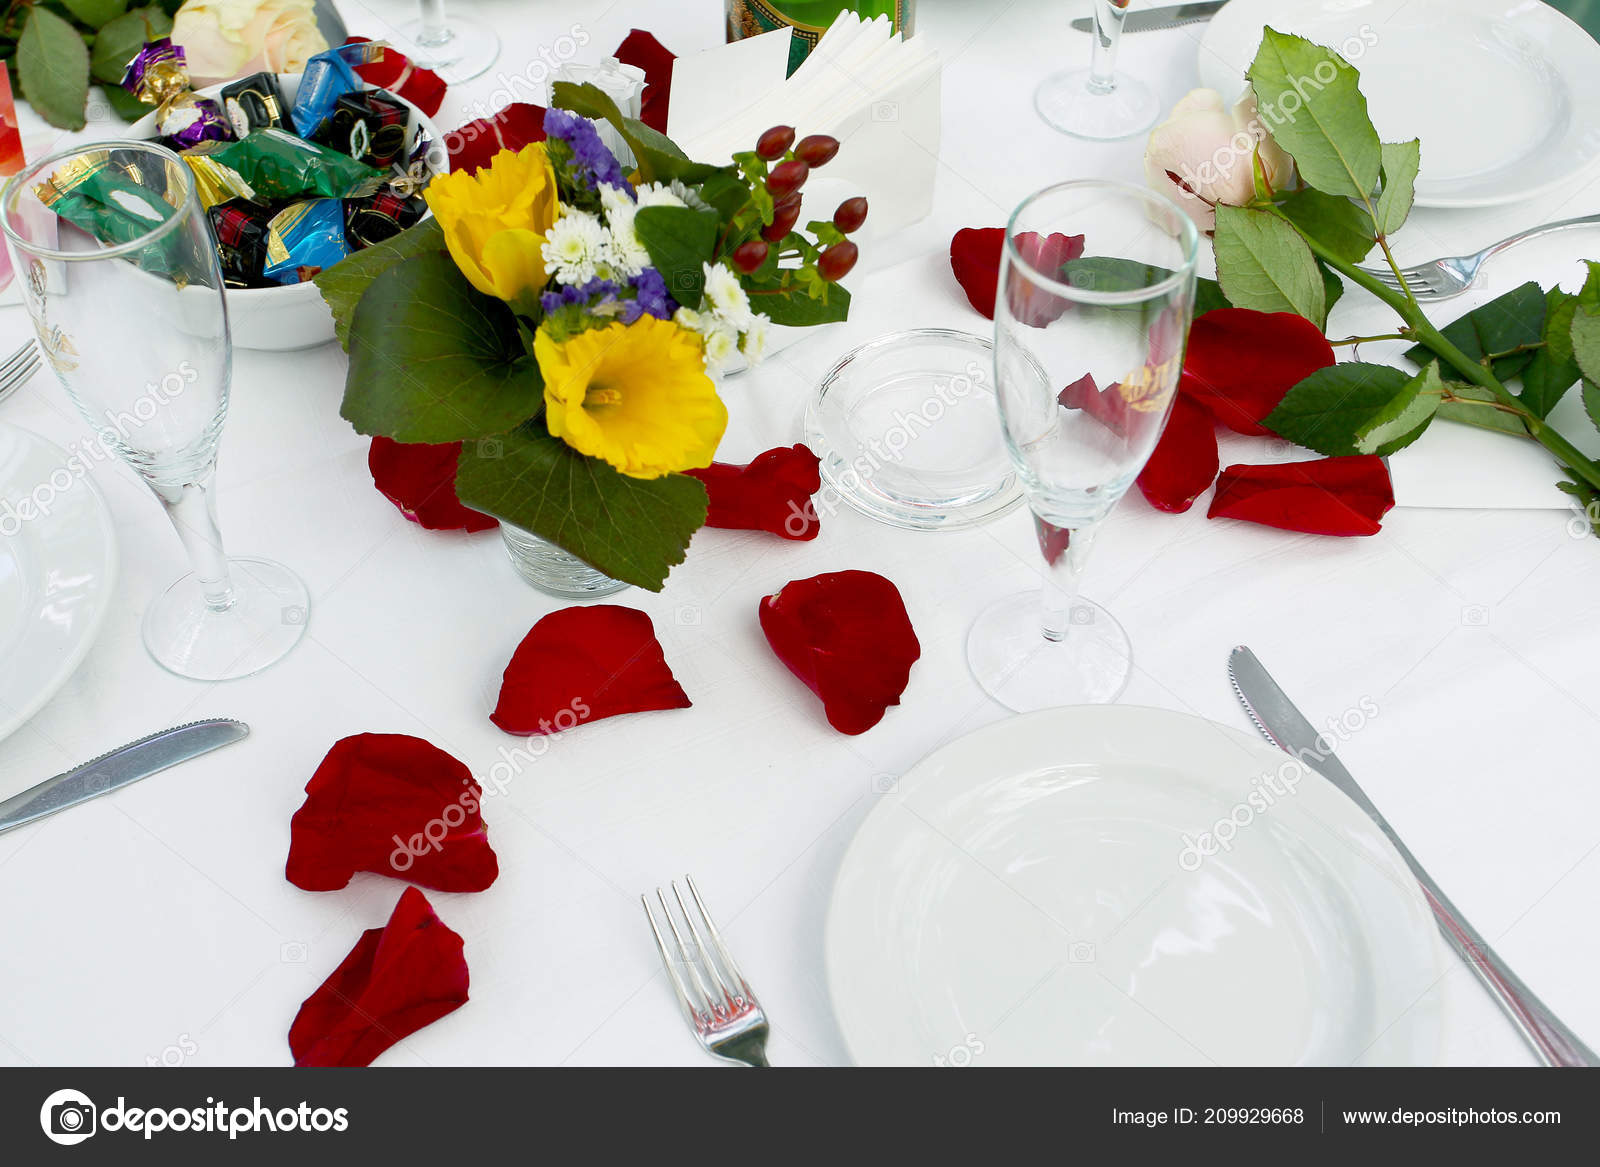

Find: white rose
[171,0,329,87]
[1144,88,1294,232]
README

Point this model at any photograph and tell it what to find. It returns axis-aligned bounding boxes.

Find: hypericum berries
[732,239,770,273]
[756,125,795,160]
[766,159,810,199]
[818,241,858,282]
[832,197,868,233]
[795,134,840,167]
[762,197,803,242]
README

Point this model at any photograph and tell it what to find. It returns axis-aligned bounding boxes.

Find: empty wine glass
[1,141,310,681]
[1036,1,1159,139]
[398,0,501,84]
[969,179,1198,710]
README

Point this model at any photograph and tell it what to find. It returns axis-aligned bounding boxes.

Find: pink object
[0,64,20,291]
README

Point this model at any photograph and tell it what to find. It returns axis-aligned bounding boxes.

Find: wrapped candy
[220,72,289,138]
[180,151,257,210]
[344,189,427,249]
[262,199,350,284]
[194,128,382,201]
[208,199,273,287]
[121,39,232,150]
[313,90,410,170]
[35,149,180,247]
[290,41,387,137]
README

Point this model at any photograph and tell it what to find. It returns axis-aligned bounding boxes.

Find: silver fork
[0,339,40,404]
[1359,212,1600,301]
[642,875,771,1067]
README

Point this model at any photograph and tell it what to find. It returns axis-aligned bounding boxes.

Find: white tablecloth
[2,0,1597,1067]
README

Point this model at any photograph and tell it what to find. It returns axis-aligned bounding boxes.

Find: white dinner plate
[1197,0,1600,207]
[826,705,1448,1065]
[0,424,117,744]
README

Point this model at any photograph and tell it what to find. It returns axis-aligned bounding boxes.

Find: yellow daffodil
[536,319,727,479]
[424,145,559,303]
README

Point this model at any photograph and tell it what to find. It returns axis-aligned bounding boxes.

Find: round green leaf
[18,7,92,131]
[91,7,172,85]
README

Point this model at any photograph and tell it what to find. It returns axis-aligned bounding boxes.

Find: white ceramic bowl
[127,72,444,350]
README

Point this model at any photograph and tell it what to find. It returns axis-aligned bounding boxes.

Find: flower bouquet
[318,82,864,590]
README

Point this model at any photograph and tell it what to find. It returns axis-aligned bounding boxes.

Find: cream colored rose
[171,0,330,87]
[1144,89,1295,232]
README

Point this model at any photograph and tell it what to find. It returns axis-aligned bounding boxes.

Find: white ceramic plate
[1197,0,1600,207]
[826,705,1448,1066]
[0,424,118,744]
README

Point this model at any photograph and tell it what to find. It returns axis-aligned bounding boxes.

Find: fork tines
[0,339,40,402]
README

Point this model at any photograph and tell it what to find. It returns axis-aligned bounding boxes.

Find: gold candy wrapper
[181,152,257,209]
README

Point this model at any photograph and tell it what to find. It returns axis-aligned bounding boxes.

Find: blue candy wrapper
[289,41,386,137]
[262,199,350,284]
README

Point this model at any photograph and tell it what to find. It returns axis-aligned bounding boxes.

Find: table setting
[0,0,1598,1076]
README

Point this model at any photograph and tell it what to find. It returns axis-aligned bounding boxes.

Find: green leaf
[551,81,719,184]
[1213,204,1325,324]
[1247,28,1382,199]
[315,218,446,352]
[455,423,708,592]
[342,252,544,443]
[1264,361,1430,456]
[1555,471,1600,538]
[18,8,90,130]
[1319,259,1345,319]
[1373,139,1420,235]
[696,168,748,221]
[633,205,720,309]
[90,6,170,84]
[61,0,127,28]
[748,281,851,327]
[1436,382,1529,435]
[1519,288,1581,418]
[1196,276,1231,317]
[1572,279,1600,392]
[97,81,147,120]
[1585,381,1600,435]
[1354,362,1444,453]
[1406,281,1546,381]
[1277,189,1374,263]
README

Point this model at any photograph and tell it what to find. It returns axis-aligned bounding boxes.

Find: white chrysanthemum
[674,306,705,333]
[541,210,607,286]
[702,325,739,372]
[702,261,753,330]
[596,185,651,279]
[739,313,771,365]
[635,179,711,213]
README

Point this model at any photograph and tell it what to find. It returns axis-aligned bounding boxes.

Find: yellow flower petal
[424,145,559,304]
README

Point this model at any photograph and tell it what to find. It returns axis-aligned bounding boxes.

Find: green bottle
[725,1,915,75]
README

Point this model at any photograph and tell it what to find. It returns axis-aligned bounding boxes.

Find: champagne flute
[1035,1,1159,139]
[1,141,310,681]
[969,179,1198,710]
[398,0,501,84]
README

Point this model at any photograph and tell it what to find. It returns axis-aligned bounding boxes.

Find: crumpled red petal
[289,887,469,1068]
[1208,455,1395,536]
[685,444,822,540]
[448,102,548,175]
[492,605,690,735]
[368,437,497,532]
[287,734,499,893]
[615,29,675,132]
[343,36,447,117]
[949,227,1085,323]
[1058,372,1135,439]
[1181,308,1335,436]
[758,571,920,735]
[1137,391,1219,513]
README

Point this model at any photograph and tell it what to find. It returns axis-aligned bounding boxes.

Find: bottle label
[726,2,906,74]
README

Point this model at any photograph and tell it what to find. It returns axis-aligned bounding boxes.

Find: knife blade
[1228,646,1596,1067]
[1071,1,1227,35]
[0,719,249,835]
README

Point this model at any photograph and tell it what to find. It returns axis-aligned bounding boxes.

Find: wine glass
[1,141,310,681]
[1035,1,1159,140]
[969,179,1198,710]
[397,0,501,84]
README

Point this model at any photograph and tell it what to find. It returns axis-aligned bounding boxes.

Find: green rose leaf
[1405,281,1546,381]
[634,205,720,309]
[61,0,128,29]
[91,6,172,85]
[1248,28,1382,199]
[1319,259,1345,319]
[1196,276,1231,318]
[1584,381,1600,435]
[1556,472,1600,538]
[552,81,720,184]
[455,424,708,592]
[342,252,544,443]
[1265,361,1435,456]
[1436,382,1529,436]
[18,7,91,130]
[1277,189,1375,263]
[1373,139,1420,236]
[316,218,447,352]
[1214,204,1325,324]
[1572,273,1600,392]
[1519,288,1581,418]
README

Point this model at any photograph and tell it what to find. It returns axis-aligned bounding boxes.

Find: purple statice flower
[539,276,622,316]
[543,107,630,192]
[620,267,677,323]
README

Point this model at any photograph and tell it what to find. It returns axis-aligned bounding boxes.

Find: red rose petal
[369,437,497,533]
[492,605,690,735]
[287,734,499,893]
[759,570,920,735]
[1058,372,1135,439]
[1208,455,1395,536]
[1035,516,1072,567]
[1136,391,1219,514]
[448,102,548,175]
[949,227,1085,323]
[343,36,448,117]
[289,887,469,1068]
[1181,308,1335,436]
[615,30,675,132]
[685,444,822,540]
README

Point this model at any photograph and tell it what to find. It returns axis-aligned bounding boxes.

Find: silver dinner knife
[0,720,249,836]
[1070,1,1227,35]
[1227,647,1596,1067]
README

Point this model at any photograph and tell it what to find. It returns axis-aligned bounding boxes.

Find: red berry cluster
[729,125,867,282]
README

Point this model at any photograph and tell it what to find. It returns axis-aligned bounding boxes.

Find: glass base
[502,524,629,599]
[395,14,500,83]
[1034,69,1160,140]
[967,592,1131,711]
[142,557,310,681]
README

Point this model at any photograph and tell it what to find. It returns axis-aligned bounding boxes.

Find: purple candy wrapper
[121,38,232,148]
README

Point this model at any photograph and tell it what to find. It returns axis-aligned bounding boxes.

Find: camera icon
[674,605,701,626]
[871,101,899,122]
[281,604,307,626]
[1460,604,1490,627]
[1069,605,1096,626]
[280,940,308,963]
[872,773,899,794]
[40,1090,96,1145]
[476,437,504,460]
[671,270,699,292]
[1067,941,1096,963]
[82,771,110,794]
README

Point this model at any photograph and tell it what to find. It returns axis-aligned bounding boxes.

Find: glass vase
[501,523,628,599]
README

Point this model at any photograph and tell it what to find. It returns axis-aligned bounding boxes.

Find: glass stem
[1036,516,1099,642]
[1089,1,1129,95]
[152,465,235,613]
[417,0,451,47]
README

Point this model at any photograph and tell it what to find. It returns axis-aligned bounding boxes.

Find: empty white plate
[826,705,1447,1065]
[1197,0,1600,207]
[0,424,117,744]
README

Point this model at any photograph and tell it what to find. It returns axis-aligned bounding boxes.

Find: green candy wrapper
[35,149,189,275]
[192,128,382,202]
